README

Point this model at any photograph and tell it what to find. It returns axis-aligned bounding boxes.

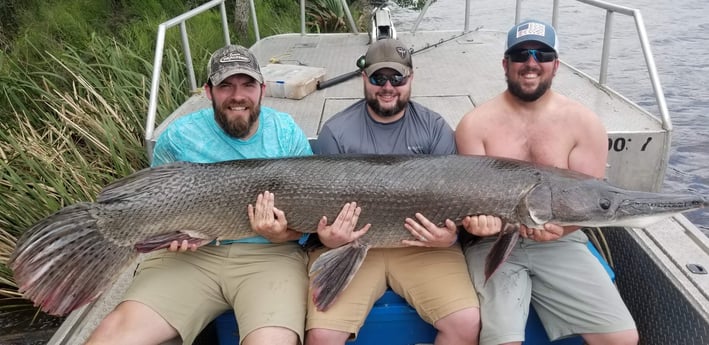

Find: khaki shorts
[465,231,636,345]
[123,242,308,345]
[306,245,478,338]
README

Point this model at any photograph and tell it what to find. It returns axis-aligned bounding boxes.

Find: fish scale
[9,154,707,315]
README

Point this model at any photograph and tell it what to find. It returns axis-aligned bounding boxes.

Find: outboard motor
[370,3,397,43]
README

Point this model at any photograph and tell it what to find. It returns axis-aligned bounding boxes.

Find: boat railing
[144,0,235,161]
[539,0,670,131]
[143,0,671,161]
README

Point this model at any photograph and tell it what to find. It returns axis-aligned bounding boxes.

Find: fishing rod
[316,30,475,90]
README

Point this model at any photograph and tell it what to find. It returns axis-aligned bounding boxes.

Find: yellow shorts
[123,242,308,344]
[306,244,478,338]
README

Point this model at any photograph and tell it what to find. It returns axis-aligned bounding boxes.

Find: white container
[261,64,326,99]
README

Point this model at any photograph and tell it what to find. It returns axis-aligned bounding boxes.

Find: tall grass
[0,36,189,311]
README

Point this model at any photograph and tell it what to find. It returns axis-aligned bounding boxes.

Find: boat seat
[214,241,613,345]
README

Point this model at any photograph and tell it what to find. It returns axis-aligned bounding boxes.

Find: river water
[391,0,709,234]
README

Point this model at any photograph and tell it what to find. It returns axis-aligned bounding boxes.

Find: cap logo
[220,52,251,64]
[395,47,408,59]
[516,22,546,38]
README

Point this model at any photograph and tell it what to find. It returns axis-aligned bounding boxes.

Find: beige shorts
[123,242,308,344]
[306,245,478,338]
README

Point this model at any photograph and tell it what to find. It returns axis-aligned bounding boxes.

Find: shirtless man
[456,19,638,345]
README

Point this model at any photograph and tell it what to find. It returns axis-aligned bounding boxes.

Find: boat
[48,0,709,344]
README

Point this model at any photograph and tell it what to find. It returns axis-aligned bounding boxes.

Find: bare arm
[455,110,488,155]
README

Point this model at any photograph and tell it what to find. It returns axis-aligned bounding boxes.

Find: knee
[85,301,178,345]
[624,329,639,345]
[583,329,639,345]
[434,307,481,342]
[305,328,350,345]
[85,311,128,344]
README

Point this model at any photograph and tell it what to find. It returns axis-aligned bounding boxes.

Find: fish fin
[134,232,212,252]
[484,223,520,283]
[9,203,137,316]
[309,240,371,311]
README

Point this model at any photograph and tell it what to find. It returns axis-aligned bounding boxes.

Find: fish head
[533,177,708,228]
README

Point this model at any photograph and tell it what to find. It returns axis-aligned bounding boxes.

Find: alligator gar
[9,154,707,315]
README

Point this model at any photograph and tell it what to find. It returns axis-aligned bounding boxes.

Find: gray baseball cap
[208,45,263,85]
[363,39,412,77]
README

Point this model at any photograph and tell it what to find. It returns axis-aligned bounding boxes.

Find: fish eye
[599,198,611,210]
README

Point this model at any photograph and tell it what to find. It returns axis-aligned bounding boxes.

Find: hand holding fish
[317,202,372,248]
[248,191,301,242]
[462,215,502,237]
[403,213,458,247]
[167,239,198,252]
[519,223,565,242]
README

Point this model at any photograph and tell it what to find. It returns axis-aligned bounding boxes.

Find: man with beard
[456,20,638,345]
[305,38,481,345]
[86,44,313,345]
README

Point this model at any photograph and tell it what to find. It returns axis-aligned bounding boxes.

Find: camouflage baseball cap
[363,38,412,77]
[208,45,263,85]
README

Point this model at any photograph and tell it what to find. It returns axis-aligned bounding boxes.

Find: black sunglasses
[368,74,409,87]
[506,49,557,63]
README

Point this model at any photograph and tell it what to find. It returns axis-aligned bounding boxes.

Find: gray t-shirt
[316,99,456,155]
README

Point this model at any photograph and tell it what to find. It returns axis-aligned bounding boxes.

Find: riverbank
[0,310,64,344]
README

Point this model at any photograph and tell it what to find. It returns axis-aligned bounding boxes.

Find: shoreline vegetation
[0,0,391,323]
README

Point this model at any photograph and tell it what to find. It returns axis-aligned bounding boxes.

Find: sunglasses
[506,49,558,63]
[368,74,409,87]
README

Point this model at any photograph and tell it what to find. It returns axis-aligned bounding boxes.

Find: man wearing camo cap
[87,44,313,345]
[305,38,481,345]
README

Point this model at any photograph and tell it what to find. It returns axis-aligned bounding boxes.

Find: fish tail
[309,241,371,311]
[484,224,520,282]
[9,203,137,316]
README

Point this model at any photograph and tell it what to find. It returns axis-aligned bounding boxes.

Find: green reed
[0,36,191,310]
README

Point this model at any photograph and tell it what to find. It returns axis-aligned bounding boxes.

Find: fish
[8,154,707,315]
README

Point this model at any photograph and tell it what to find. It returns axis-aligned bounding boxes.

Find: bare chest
[484,121,574,168]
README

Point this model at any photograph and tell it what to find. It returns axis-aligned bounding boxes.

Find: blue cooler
[347,289,436,344]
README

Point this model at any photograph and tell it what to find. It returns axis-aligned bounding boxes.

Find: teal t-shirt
[152,105,313,243]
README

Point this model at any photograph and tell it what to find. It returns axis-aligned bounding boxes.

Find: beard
[365,90,408,118]
[506,70,552,102]
[212,98,260,138]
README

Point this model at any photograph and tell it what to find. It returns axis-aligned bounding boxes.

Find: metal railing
[144,0,233,159]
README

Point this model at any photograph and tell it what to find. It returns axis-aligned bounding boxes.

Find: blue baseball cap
[505,20,559,53]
